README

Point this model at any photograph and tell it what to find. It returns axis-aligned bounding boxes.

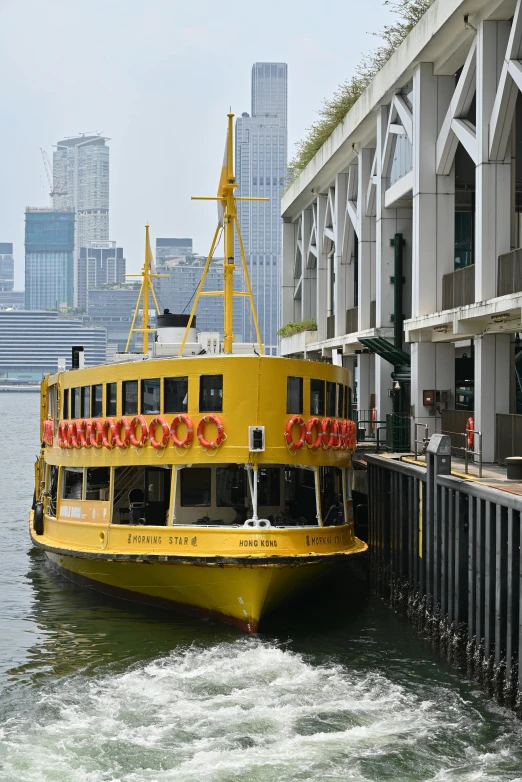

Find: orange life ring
[89,418,104,449]
[321,417,335,449]
[114,417,131,448]
[466,416,474,449]
[77,419,92,448]
[67,420,81,449]
[170,414,194,448]
[58,421,68,449]
[129,415,148,447]
[339,419,349,450]
[331,419,342,449]
[197,415,225,450]
[305,417,322,450]
[371,407,377,433]
[149,416,170,449]
[42,419,53,446]
[348,419,357,449]
[102,418,117,450]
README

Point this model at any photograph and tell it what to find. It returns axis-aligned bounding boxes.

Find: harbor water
[2,393,522,781]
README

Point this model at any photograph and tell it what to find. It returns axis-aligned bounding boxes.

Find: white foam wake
[0,639,521,781]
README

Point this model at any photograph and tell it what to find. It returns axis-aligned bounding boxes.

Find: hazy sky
[0,0,394,289]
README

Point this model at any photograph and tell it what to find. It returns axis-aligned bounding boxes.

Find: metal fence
[442,264,475,309]
[367,436,522,712]
[498,248,522,296]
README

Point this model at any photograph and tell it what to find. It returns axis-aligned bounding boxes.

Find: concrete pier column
[410,342,455,445]
[358,148,376,331]
[334,174,348,336]
[315,195,328,342]
[282,220,296,327]
[474,334,510,462]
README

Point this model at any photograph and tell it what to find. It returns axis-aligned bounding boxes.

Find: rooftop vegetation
[277,319,318,339]
[286,0,433,184]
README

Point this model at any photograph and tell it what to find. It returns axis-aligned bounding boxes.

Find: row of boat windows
[62,375,223,419]
[287,377,350,418]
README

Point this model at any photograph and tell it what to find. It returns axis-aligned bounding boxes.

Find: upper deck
[43,354,352,468]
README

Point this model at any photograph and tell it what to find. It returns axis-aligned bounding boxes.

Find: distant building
[78,241,125,311]
[156,238,193,262]
[24,209,75,310]
[0,310,106,382]
[0,243,14,291]
[84,286,141,358]
[235,63,288,354]
[53,135,110,305]
[155,258,244,338]
[0,291,25,310]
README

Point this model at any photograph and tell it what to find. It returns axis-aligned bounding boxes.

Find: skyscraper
[78,241,125,311]
[0,243,14,291]
[24,209,75,310]
[53,135,110,307]
[156,238,193,262]
[235,63,288,354]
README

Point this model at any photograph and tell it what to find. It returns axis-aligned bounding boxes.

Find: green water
[1,392,522,781]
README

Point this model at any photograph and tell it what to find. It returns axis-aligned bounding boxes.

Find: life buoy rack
[170,414,194,448]
[149,416,170,449]
[102,418,117,450]
[114,417,131,448]
[285,415,306,451]
[305,417,322,450]
[466,416,475,450]
[77,419,92,448]
[129,415,148,448]
[198,415,225,450]
[89,418,104,448]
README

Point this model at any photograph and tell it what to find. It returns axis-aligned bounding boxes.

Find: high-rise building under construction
[53,135,110,307]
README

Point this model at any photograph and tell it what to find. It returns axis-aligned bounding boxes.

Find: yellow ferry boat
[29,114,367,632]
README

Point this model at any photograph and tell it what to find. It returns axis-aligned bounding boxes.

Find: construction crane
[40,148,67,199]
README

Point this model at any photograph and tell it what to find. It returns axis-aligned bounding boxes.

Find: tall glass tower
[235,63,288,354]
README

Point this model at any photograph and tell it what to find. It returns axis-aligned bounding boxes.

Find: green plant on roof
[277,319,318,339]
[287,0,433,185]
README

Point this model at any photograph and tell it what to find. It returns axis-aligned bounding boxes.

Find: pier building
[281,0,522,463]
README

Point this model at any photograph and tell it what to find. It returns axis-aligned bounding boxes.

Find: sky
[0,0,394,289]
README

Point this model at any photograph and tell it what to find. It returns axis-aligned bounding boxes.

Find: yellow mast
[179,112,268,356]
[124,224,166,354]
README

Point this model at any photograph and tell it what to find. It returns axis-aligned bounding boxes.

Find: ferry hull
[43,550,360,633]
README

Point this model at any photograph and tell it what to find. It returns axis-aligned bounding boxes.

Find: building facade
[78,241,125,311]
[0,243,14,291]
[0,310,106,382]
[53,135,110,306]
[281,0,522,463]
[156,238,193,262]
[24,209,75,310]
[235,62,288,354]
[84,286,141,358]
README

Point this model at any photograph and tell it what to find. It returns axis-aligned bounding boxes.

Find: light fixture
[434,325,449,333]
[393,380,401,391]
[491,313,509,323]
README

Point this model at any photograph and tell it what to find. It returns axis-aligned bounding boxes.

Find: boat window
[47,464,58,517]
[180,467,211,506]
[258,467,280,506]
[81,386,90,418]
[63,388,69,419]
[310,379,325,416]
[92,384,103,418]
[199,375,223,412]
[337,384,344,418]
[62,467,83,499]
[320,466,345,526]
[164,376,188,413]
[85,467,110,501]
[71,388,80,419]
[326,381,336,417]
[123,380,138,415]
[216,465,247,507]
[282,467,317,525]
[142,378,160,414]
[286,376,303,414]
[346,386,351,418]
[48,384,57,420]
[106,382,117,417]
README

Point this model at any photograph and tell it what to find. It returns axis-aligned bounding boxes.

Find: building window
[164,377,188,413]
[91,384,103,418]
[63,388,69,420]
[122,380,138,415]
[81,386,90,418]
[71,388,80,419]
[106,382,117,417]
[310,379,325,416]
[199,375,223,412]
[85,467,110,500]
[62,467,83,499]
[286,376,303,414]
[326,382,336,417]
[142,378,160,415]
[180,467,211,506]
[337,385,344,418]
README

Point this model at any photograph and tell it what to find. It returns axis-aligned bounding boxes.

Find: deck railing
[442,265,475,309]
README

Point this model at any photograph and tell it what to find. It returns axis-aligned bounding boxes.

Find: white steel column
[358,147,375,331]
[410,342,455,443]
[282,220,295,328]
[412,63,455,316]
[316,195,328,342]
[475,21,511,301]
[301,209,314,321]
[334,174,348,336]
[475,334,510,462]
